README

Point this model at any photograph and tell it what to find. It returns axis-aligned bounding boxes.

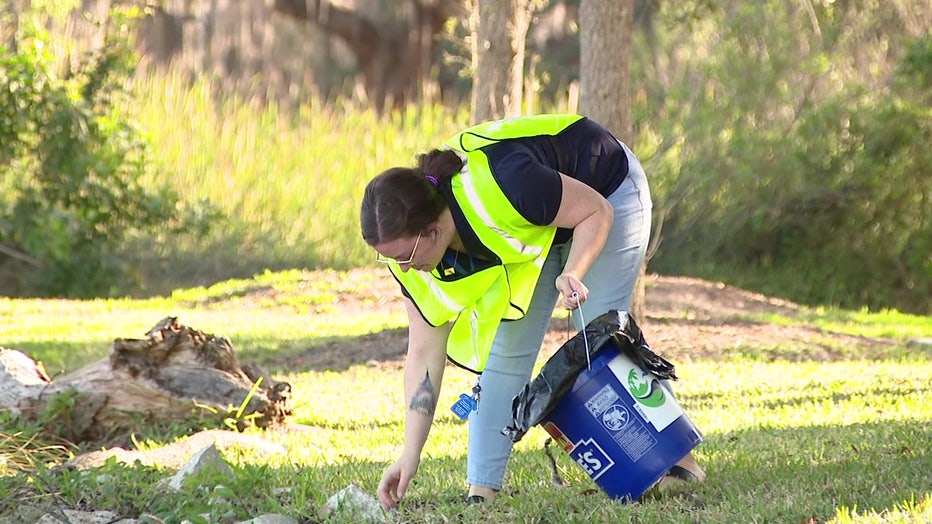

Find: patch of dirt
[635,275,893,362]
[284,271,895,371]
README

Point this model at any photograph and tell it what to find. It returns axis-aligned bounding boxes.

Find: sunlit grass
[744,307,932,340]
[830,494,932,524]
[2,269,929,522]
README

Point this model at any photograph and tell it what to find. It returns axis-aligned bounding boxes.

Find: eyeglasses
[375,232,422,265]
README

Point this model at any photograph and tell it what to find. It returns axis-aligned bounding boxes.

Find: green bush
[642,4,931,314]
[776,71,930,311]
[0,6,218,298]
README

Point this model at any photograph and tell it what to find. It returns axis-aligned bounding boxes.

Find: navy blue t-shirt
[417,117,632,287]
[480,117,629,244]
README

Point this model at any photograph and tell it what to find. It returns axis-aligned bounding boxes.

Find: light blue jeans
[466,143,652,490]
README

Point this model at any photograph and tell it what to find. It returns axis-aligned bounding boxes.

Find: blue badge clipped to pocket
[451,393,478,420]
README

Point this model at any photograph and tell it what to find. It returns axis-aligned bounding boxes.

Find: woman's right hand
[378,298,451,510]
[377,452,421,510]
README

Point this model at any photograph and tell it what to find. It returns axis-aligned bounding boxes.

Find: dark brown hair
[360,149,464,245]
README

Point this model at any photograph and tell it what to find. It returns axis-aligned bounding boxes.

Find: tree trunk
[469,0,531,122]
[578,0,647,321]
[579,0,633,141]
[272,0,460,112]
[0,0,20,51]
[0,317,291,442]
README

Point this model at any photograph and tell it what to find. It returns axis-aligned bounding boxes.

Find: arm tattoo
[409,370,436,416]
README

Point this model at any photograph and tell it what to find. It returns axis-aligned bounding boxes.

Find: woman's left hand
[556,272,588,310]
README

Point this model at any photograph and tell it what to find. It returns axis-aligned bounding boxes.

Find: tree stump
[0,317,291,442]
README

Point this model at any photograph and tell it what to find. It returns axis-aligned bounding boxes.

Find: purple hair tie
[425,174,439,186]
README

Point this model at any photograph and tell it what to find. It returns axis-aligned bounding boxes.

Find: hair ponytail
[416,149,463,187]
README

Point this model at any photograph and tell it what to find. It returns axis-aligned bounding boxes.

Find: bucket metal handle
[572,292,591,371]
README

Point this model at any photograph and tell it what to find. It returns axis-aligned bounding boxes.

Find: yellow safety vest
[390,114,586,372]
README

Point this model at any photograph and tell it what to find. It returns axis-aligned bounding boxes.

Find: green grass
[739,308,932,341]
[1,269,930,523]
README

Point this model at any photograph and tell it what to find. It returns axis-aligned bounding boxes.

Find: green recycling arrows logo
[627,369,666,408]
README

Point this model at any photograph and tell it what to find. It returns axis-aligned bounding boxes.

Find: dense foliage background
[0,0,929,314]
[630,3,931,313]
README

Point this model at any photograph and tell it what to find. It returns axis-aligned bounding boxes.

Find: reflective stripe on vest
[393,114,585,372]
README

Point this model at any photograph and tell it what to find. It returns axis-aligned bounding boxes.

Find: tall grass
[126,72,468,292]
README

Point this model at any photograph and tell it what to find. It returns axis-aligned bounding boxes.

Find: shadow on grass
[12,330,407,377]
[233,329,409,374]
[253,318,581,375]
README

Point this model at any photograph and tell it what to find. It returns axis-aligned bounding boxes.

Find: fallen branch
[0,243,40,267]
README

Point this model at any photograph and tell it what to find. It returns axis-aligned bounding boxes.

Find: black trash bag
[502,310,676,443]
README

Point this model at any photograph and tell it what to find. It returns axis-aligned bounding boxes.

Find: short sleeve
[485,145,564,226]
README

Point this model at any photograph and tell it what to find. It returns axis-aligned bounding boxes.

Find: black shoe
[464,495,486,505]
[665,464,701,482]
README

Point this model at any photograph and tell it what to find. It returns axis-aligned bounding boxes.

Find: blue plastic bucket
[540,340,703,501]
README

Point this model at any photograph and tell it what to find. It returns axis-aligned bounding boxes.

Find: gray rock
[320,484,386,523]
[35,509,136,523]
[67,429,286,471]
[0,505,46,524]
[161,444,234,491]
